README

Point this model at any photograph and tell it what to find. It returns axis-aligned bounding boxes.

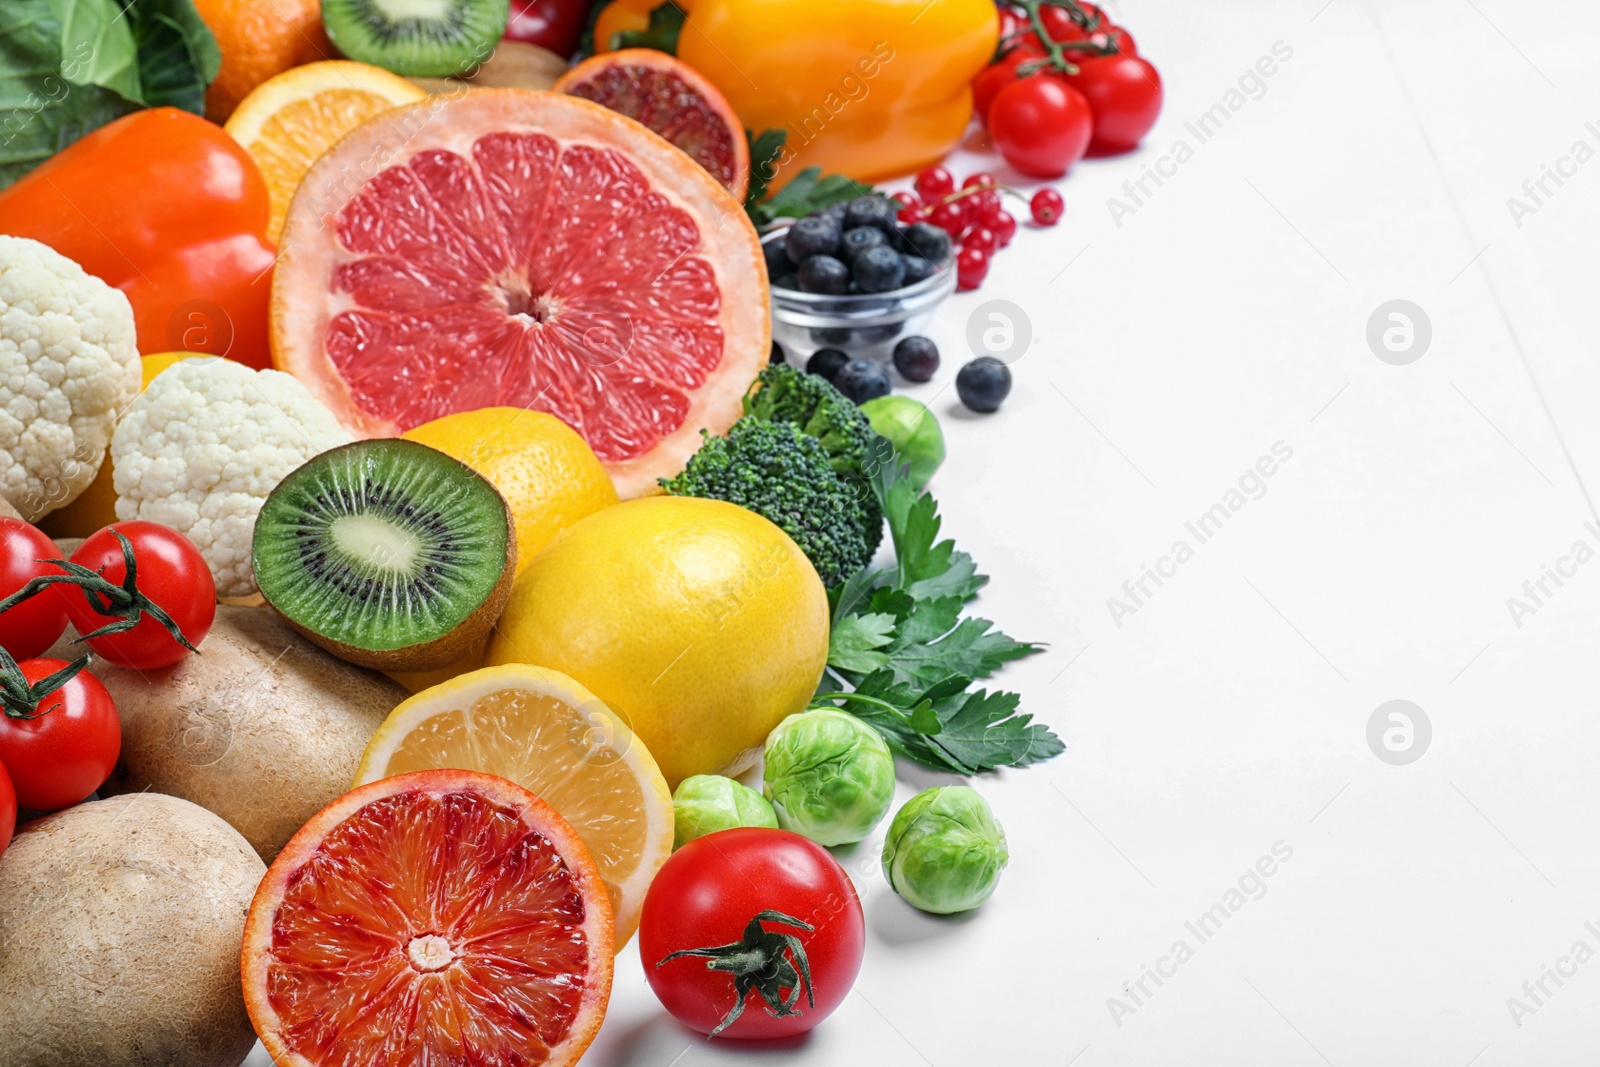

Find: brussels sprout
[762,709,895,846]
[859,395,945,488]
[881,786,1007,914]
[672,774,779,849]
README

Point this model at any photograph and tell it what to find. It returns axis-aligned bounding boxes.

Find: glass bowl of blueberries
[764,195,955,360]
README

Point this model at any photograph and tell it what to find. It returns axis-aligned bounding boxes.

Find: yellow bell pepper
[593,0,998,186]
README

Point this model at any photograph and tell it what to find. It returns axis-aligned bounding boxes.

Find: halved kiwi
[253,439,515,671]
[321,0,511,78]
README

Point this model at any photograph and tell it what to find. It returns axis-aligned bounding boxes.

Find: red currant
[1030,188,1064,225]
[915,166,955,201]
[891,191,923,223]
[970,187,1003,224]
[991,210,1018,247]
[963,226,998,256]
[929,199,967,236]
[956,246,990,291]
[962,172,998,190]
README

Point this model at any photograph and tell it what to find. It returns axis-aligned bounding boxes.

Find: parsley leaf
[816,442,1059,773]
[746,165,875,228]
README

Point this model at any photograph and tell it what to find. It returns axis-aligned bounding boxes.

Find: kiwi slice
[253,439,515,671]
[321,0,511,78]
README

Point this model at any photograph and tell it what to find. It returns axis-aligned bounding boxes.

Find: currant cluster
[893,166,1064,291]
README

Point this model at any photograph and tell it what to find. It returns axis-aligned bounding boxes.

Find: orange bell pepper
[0,108,276,370]
[594,0,998,185]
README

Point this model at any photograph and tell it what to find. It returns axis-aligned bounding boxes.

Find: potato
[0,794,264,1067]
[93,605,407,859]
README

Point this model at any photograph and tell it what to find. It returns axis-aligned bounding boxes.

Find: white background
[250,0,1600,1062]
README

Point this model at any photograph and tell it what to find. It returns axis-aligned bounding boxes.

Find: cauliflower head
[0,235,139,521]
[112,359,353,596]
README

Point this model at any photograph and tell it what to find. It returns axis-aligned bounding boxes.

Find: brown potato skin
[91,605,407,860]
[0,794,265,1067]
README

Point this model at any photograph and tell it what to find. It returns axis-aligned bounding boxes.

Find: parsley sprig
[812,438,1062,774]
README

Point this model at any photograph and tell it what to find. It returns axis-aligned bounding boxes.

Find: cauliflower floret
[0,235,139,521]
[112,359,353,596]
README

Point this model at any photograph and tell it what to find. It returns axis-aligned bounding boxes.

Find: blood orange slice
[241,769,613,1067]
[555,49,750,201]
[272,90,768,498]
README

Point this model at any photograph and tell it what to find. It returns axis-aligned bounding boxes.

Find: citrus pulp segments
[271,90,770,499]
[242,769,613,1067]
[555,49,751,201]
[354,664,674,946]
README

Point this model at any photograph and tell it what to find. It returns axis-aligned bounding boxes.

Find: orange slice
[224,60,426,242]
[241,769,613,1066]
[354,665,673,946]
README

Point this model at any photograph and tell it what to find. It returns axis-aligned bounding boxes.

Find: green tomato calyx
[656,910,817,1037]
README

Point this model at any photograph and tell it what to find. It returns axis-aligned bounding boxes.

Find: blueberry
[901,254,937,285]
[956,356,1012,413]
[852,246,906,294]
[812,327,853,345]
[844,195,895,234]
[797,254,850,295]
[839,226,887,263]
[819,201,850,224]
[785,216,840,261]
[806,347,851,381]
[833,358,892,404]
[773,273,799,290]
[764,240,792,279]
[770,341,786,364]
[901,221,951,264]
[893,336,940,382]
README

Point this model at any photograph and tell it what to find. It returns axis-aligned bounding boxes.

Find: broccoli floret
[660,421,873,586]
[744,364,883,555]
[744,364,876,477]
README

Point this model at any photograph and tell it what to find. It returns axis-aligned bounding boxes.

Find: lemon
[485,497,830,785]
[41,353,227,538]
[354,663,673,946]
[403,408,619,577]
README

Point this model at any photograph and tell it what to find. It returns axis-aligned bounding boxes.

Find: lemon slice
[354,664,674,946]
[224,60,427,242]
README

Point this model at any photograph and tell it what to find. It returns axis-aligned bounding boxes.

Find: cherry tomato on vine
[1065,54,1164,152]
[0,518,67,660]
[990,75,1094,178]
[0,761,14,860]
[0,655,119,811]
[974,55,1027,126]
[640,828,865,1039]
[60,522,215,669]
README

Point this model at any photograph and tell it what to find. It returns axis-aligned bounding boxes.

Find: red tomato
[0,656,120,811]
[504,0,589,56]
[0,761,14,859]
[990,75,1094,178]
[62,523,215,669]
[1064,54,1164,152]
[0,518,67,660]
[640,828,865,1039]
[974,53,1028,125]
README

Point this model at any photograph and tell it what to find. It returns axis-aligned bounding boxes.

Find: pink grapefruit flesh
[272,90,768,497]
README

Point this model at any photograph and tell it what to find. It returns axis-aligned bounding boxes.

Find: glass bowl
[763,226,955,361]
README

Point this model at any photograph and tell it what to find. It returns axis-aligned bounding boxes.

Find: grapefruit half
[272,90,769,498]
[241,769,614,1067]
[555,49,750,201]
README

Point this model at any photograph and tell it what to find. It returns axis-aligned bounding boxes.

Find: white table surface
[247,0,1600,1062]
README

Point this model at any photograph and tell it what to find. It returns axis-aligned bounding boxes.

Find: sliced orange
[354,665,674,946]
[224,60,427,242]
[242,769,613,1067]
